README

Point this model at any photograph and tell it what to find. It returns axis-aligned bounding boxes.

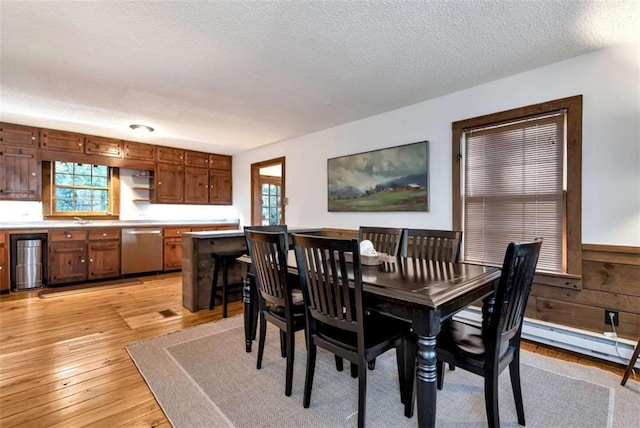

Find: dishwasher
[121,228,163,275]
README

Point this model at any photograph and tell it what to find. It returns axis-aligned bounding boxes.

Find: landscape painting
[328,141,429,212]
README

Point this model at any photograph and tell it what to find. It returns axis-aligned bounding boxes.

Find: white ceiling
[1,1,639,155]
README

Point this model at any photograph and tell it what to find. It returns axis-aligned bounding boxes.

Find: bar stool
[209,250,245,318]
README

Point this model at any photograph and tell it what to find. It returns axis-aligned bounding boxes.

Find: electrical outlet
[604,309,619,326]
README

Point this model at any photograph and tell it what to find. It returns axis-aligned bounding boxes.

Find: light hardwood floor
[0,273,629,427]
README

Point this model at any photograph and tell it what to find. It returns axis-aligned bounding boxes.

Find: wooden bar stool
[621,337,640,386]
[209,250,245,318]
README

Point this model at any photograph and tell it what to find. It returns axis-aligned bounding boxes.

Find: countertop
[183,227,322,239]
[0,219,240,230]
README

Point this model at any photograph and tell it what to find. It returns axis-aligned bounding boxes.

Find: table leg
[416,334,438,427]
[243,274,253,353]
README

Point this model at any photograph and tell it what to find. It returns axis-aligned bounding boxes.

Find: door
[251,157,285,226]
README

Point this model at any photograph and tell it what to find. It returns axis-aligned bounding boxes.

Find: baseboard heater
[455,307,640,369]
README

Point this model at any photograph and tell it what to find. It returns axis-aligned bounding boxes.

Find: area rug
[126,316,639,427]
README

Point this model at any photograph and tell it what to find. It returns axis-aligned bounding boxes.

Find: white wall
[233,41,640,246]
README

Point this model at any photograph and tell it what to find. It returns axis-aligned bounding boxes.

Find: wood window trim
[251,157,286,226]
[42,161,120,220]
[452,95,582,276]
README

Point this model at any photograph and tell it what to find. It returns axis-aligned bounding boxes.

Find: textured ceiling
[1,1,639,155]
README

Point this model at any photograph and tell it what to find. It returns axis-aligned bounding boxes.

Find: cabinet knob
[78,143,82,146]
[66,234,71,238]
[80,259,85,263]
[31,172,36,176]
[0,266,3,270]
[90,258,94,262]
[102,233,107,237]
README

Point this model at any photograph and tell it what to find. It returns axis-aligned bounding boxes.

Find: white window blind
[463,112,566,273]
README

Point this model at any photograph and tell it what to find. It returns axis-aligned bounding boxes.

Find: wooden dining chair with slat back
[434,240,542,428]
[358,226,404,257]
[293,234,410,428]
[245,229,306,397]
[403,229,462,261]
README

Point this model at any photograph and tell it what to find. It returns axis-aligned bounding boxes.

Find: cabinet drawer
[163,227,191,238]
[156,146,184,164]
[49,230,87,241]
[0,123,39,147]
[85,136,123,158]
[123,141,156,161]
[88,229,120,240]
[184,151,209,167]
[208,154,231,170]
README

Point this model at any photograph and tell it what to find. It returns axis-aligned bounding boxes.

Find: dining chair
[434,240,542,428]
[245,229,305,397]
[293,234,409,428]
[358,226,404,257]
[403,229,462,261]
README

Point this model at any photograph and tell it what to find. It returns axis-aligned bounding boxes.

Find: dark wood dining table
[237,250,501,428]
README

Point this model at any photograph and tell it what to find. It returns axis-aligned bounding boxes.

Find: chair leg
[436,360,445,390]
[285,329,295,397]
[335,355,344,372]
[209,257,221,310]
[357,361,367,428]
[280,330,286,358]
[303,343,317,408]
[395,343,406,404]
[256,314,267,370]
[404,336,417,418]
[368,359,376,370]
[621,338,640,386]
[509,350,526,426]
[350,362,358,378]
[484,368,501,428]
[222,258,229,318]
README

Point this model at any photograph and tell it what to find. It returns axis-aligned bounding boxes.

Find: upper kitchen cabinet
[209,154,231,170]
[184,166,209,204]
[156,146,184,164]
[0,123,39,147]
[209,168,232,204]
[0,145,41,201]
[155,162,184,203]
[85,136,123,158]
[40,129,85,154]
[184,151,209,168]
[123,141,156,161]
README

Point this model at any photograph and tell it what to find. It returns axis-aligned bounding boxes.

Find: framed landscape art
[327,140,429,212]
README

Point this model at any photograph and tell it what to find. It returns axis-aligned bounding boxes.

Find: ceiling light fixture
[129,124,154,134]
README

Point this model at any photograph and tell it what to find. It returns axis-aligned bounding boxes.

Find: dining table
[237,249,501,428]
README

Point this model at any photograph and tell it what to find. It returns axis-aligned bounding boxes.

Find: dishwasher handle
[123,230,163,235]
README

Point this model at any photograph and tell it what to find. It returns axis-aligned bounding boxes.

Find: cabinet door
[88,239,120,280]
[156,162,184,203]
[0,233,7,293]
[0,123,39,147]
[184,166,209,204]
[40,129,85,153]
[123,141,155,161]
[156,146,184,164]
[0,146,40,200]
[85,136,123,158]
[184,151,209,168]
[209,169,232,204]
[48,241,87,284]
[163,237,183,270]
[208,154,231,170]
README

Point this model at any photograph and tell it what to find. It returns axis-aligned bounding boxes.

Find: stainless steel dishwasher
[121,228,163,275]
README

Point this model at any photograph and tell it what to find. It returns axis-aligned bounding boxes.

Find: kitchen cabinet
[184,166,209,204]
[123,141,156,161]
[155,162,184,203]
[209,154,231,170]
[163,227,191,270]
[85,136,123,158]
[0,123,39,147]
[184,151,209,168]
[87,229,120,280]
[48,230,88,285]
[209,168,232,204]
[0,232,7,293]
[40,129,85,154]
[156,146,184,164]
[0,146,41,201]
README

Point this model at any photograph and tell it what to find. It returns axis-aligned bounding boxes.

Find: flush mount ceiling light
[129,124,154,134]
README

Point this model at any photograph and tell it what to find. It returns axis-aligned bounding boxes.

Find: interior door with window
[251,157,285,226]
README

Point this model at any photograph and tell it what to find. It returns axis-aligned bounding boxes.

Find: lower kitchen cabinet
[49,240,87,284]
[163,227,190,270]
[0,232,8,293]
[87,229,120,280]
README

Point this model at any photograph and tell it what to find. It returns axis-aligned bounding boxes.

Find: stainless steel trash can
[15,239,43,290]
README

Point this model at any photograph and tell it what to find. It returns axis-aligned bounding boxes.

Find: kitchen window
[452,95,582,277]
[43,161,120,218]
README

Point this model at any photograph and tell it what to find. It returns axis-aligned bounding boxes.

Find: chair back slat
[487,240,542,353]
[245,230,290,309]
[404,229,462,262]
[359,226,404,257]
[294,234,362,333]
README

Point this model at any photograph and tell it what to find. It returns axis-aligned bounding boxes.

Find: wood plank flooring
[0,272,630,427]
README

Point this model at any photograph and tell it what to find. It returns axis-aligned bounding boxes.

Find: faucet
[73,216,91,224]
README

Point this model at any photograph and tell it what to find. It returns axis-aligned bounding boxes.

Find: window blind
[463,112,565,273]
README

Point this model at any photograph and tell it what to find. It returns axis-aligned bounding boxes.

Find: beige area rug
[38,278,142,298]
[127,316,640,427]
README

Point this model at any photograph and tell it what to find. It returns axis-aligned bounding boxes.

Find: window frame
[42,161,120,220]
[452,95,582,277]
